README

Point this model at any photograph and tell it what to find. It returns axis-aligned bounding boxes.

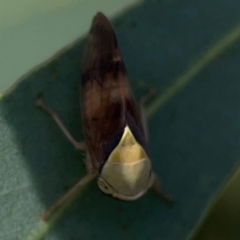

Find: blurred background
[0,0,141,92]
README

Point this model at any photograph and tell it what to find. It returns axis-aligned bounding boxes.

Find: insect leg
[40,171,97,221]
[139,90,173,204]
[36,98,85,151]
[151,172,174,204]
[139,88,155,142]
[83,152,96,173]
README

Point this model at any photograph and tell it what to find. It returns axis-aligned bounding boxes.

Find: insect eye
[97,178,114,195]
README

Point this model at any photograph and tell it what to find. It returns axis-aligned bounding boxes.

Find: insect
[36,12,172,221]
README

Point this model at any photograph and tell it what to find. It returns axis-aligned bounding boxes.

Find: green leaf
[1,1,240,239]
[190,168,240,240]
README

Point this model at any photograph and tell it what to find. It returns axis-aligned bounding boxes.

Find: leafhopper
[36,12,172,221]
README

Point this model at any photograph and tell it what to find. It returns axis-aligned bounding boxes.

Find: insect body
[37,12,171,221]
[81,13,154,200]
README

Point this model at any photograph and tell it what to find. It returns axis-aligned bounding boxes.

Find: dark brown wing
[80,12,147,170]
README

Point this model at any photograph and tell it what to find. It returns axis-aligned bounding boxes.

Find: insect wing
[80,13,147,170]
